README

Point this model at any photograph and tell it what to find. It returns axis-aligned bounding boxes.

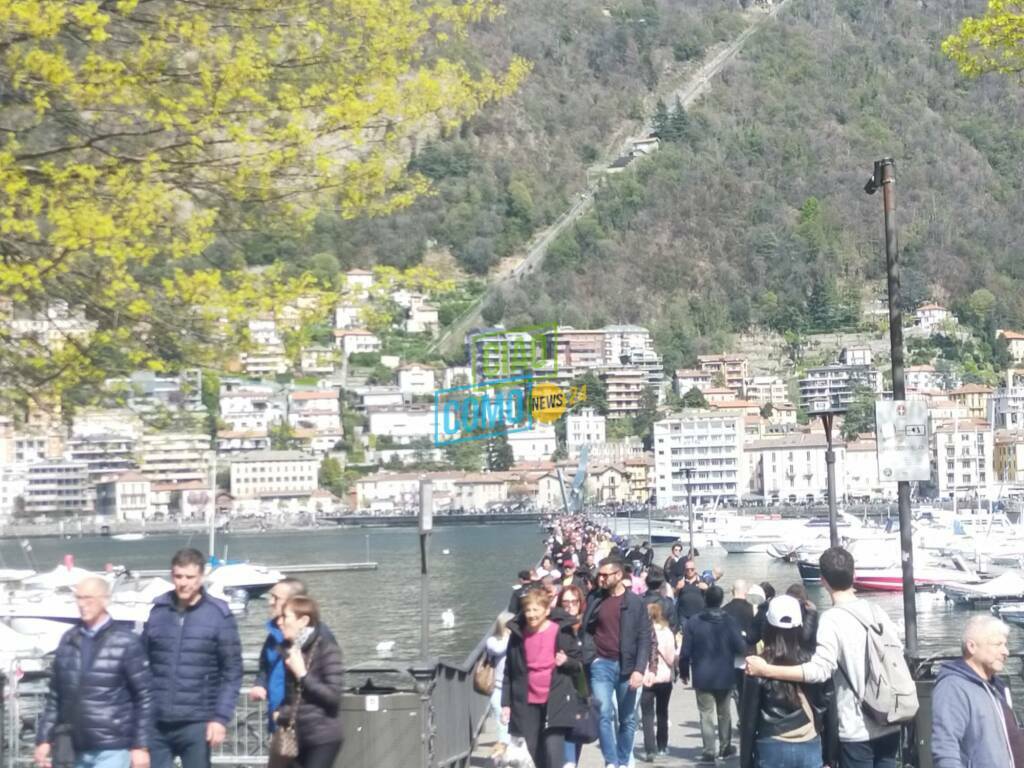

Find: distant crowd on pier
[483,515,1024,768]
[32,547,345,768]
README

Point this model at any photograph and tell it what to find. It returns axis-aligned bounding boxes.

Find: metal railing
[2,638,491,768]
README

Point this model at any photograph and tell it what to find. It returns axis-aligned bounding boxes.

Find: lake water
[2,523,1019,668]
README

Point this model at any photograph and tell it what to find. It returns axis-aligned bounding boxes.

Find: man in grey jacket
[932,614,1024,768]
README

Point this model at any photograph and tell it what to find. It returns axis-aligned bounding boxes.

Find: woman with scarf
[275,596,345,768]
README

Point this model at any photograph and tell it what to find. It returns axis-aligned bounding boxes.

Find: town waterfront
[4,523,1021,667]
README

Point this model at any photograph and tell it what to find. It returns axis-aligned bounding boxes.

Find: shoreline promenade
[470,687,743,767]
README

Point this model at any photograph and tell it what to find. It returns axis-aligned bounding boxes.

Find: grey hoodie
[931,658,1016,768]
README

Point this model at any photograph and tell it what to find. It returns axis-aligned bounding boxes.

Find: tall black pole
[822,412,839,547]
[874,158,918,656]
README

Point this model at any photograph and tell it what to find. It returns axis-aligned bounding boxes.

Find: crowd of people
[33,548,344,768]
[485,515,1024,768]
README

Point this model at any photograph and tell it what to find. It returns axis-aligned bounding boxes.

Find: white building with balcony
[654,411,746,506]
[333,329,382,357]
[397,365,437,397]
[844,438,897,501]
[566,409,606,458]
[798,365,882,412]
[916,303,955,334]
[220,384,286,433]
[95,471,152,521]
[367,406,434,445]
[23,461,90,518]
[507,424,557,463]
[932,419,993,501]
[288,391,341,433]
[745,433,846,503]
[137,433,212,487]
[742,376,789,406]
[229,450,320,500]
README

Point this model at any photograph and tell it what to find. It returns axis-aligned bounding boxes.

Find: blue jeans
[150,721,210,768]
[562,738,583,766]
[755,736,822,768]
[490,687,510,745]
[590,657,639,766]
[75,751,130,768]
[840,732,899,768]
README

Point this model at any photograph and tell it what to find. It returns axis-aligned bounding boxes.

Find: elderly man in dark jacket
[680,585,747,764]
[35,576,152,768]
[143,549,242,768]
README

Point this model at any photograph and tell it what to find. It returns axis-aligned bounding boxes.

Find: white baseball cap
[746,584,766,607]
[766,595,804,629]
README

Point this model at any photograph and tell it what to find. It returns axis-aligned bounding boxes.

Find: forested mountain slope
[494,0,1024,369]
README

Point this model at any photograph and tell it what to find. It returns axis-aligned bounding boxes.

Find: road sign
[875,400,930,482]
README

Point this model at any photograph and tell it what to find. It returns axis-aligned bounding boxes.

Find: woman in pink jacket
[640,601,678,761]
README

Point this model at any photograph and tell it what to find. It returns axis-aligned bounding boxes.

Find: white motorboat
[0,568,36,583]
[111,533,145,542]
[718,512,869,555]
[206,562,284,599]
[942,570,1024,606]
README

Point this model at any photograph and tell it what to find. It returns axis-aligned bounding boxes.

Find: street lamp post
[865,157,918,656]
[418,479,433,661]
[820,411,839,547]
[674,466,695,556]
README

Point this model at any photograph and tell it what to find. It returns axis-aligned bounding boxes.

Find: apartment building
[220,383,286,433]
[95,471,152,521]
[916,303,954,333]
[742,376,788,406]
[746,433,846,503]
[0,466,25,520]
[843,437,897,501]
[397,364,437,397]
[229,450,319,499]
[948,384,993,420]
[674,369,713,396]
[288,391,341,433]
[629,349,665,400]
[798,364,882,412]
[698,355,748,391]
[300,345,338,375]
[333,329,382,357]
[65,434,138,503]
[988,383,1024,429]
[566,409,606,457]
[547,328,605,372]
[653,411,745,506]
[23,461,90,518]
[507,424,557,463]
[601,367,647,419]
[993,430,1024,485]
[343,268,375,297]
[367,406,434,444]
[603,325,655,366]
[931,419,993,500]
[137,433,212,487]
[838,346,873,367]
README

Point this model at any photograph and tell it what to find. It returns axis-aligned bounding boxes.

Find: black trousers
[640,682,673,753]
[296,741,342,768]
[512,703,566,768]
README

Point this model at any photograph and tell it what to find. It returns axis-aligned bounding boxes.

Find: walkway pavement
[470,682,743,767]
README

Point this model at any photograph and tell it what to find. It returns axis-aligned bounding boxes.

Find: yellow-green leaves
[943,1,1024,78]
[0,0,527,410]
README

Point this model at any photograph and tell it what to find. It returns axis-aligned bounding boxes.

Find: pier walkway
[470,683,742,767]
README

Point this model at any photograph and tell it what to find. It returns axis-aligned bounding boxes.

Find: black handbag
[568,669,600,745]
[569,697,601,744]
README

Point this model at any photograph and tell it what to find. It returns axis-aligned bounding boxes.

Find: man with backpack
[745,546,917,768]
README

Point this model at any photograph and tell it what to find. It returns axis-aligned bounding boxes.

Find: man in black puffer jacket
[143,549,242,768]
[35,576,152,768]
